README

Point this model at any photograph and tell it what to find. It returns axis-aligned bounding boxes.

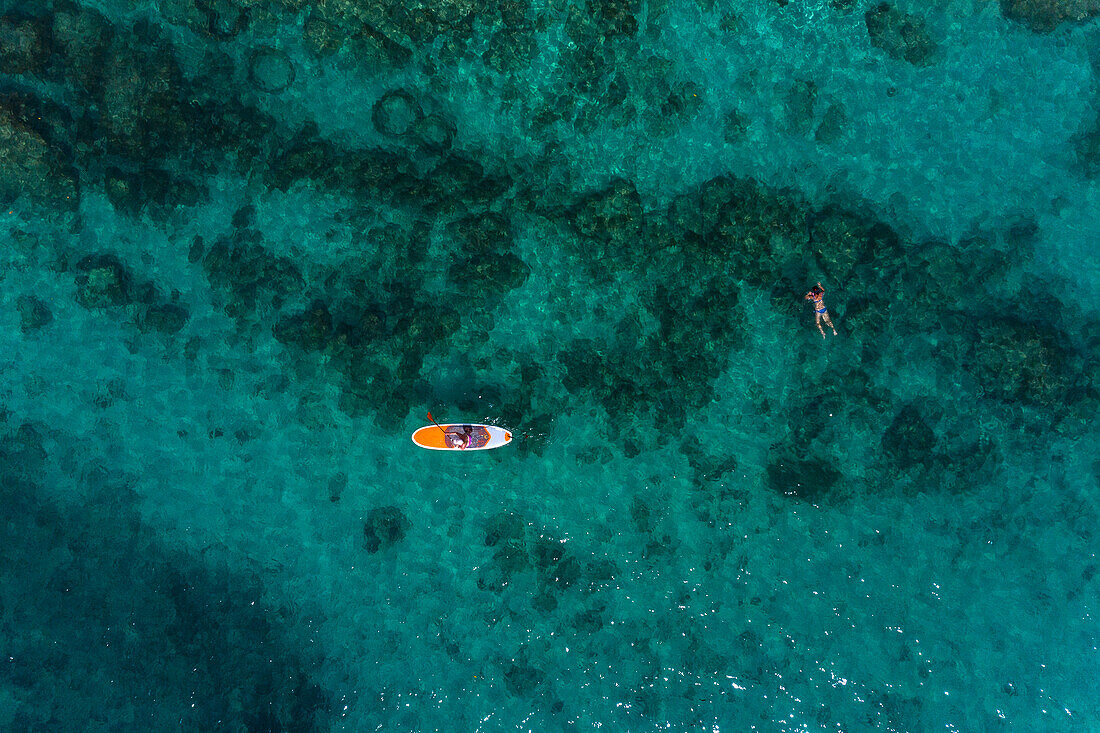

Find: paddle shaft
[426,412,449,437]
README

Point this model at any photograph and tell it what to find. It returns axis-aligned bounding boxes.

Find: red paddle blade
[427,412,447,434]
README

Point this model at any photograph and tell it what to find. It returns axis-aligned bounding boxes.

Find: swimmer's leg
[815,313,825,338]
[823,313,837,335]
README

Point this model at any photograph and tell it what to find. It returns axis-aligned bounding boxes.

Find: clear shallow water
[1,0,1098,730]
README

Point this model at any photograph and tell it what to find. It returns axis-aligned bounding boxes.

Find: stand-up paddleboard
[412,423,513,451]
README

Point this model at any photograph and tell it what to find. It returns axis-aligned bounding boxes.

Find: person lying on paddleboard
[805,282,838,338]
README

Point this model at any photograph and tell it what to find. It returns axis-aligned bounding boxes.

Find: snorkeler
[805,282,838,338]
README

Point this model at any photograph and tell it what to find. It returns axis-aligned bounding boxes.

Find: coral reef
[17,294,53,332]
[0,96,79,209]
[363,506,411,552]
[73,254,135,309]
[248,47,296,93]
[865,3,937,66]
[1000,0,1100,32]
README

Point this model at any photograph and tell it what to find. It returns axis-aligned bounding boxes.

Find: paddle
[426,411,448,437]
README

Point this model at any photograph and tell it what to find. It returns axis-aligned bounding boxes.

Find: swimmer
[805,282,837,338]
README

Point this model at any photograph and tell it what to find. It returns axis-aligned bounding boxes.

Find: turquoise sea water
[2,0,1099,729]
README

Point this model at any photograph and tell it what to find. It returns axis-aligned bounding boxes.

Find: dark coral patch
[363,506,411,553]
[882,403,938,470]
[485,512,525,547]
[73,254,134,308]
[248,47,296,93]
[447,213,530,295]
[194,0,251,39]
[808,208,888,285]
[411,113,456,153]
[1075,111,1100,178]
[104,166,204,218]
[372,89,422,137]
[202,228,304,316]
[0,10,54,77]
[17,295,53,332]
[141,303,190,334]
[766,451,843,503]
[865,3,937,65]
[503,662,544,696]
[1000,0,1100,32]
[274,301,335,352]
[958,317,1075,406]
[815,102,847,144]
[0,94,79,209]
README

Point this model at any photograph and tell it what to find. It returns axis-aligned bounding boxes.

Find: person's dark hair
[810,285,823,294]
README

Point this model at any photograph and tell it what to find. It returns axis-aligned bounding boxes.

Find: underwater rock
[865,3,937,66]
[590,0,641,37]
[559,280,746,429]
[1000,0,1100,32]
[711,180,809,280]
[531,537,565,570]
[638,72,694,136]
[176,99,273,172]
[73,254,134,308]
[574,179,646,251]
[202,231,304,315]
[503,663,544,696]
[411,113,456,153]
[1075,112,1100,178]
[302,14,343,55]
[483,23,537,72]
[494,541,530,575]
[363,506,411,553]
[882,403,938,470]
[477,540,530,591]
[808,208,881,284]
[961,317,1073,406]
[484,512,525,546]
[784,80,817,137]
[662,80,705,121]
[544,555,581,590]
[448,213,512,257]
[194,0,251,39]
[17,295,52,332]
[0,105,78,209]
[141,303,190,334]
[722,109,748,144]
[766,451,842,502]
[372,89,422,136]
[448,250,529,297]
[274,301,334,352]
[815,102,847,144]
[532,591,557,612]
[630,494,656,533]
[95,22,188,159]
[908,235,1014,313]
[188,238,206,264]
[329,303,387,350]
[583,559,619,594]
[0,11,53,76]
[423,154,512,209]
[104,166,204,218]
[49,4,114,92]
[248,47,295,93]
